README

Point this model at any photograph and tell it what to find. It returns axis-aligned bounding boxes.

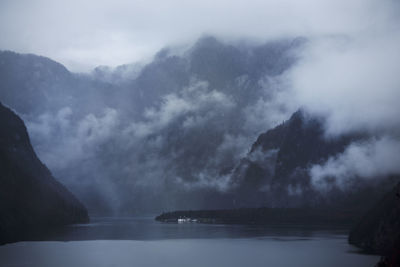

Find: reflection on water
[0,217,379,267]
[25,216,352,241]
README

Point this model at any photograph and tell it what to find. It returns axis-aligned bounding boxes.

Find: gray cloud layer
[310,137,400,190]
[275,0,400,189]
[1,0,397,71]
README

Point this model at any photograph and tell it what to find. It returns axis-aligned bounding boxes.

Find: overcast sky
[1,0,397,72]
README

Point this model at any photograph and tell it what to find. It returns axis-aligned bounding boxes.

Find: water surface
[0,217,379,267]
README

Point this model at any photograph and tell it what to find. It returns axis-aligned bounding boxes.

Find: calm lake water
[0,217,379,267]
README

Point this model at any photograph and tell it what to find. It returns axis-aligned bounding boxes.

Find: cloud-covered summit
[1,0,397,71]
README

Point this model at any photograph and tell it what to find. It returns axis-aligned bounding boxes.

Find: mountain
[228,110,393,209]
[0,50,120,117]
[349,181,400,254]
[0,50,75,115]
[0,37,305,214]
[0,37,392,215]
[0,102,88,244]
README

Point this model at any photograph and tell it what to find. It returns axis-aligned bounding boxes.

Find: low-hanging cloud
[23,75,284,212]
[310,137,400,191]
[279,0,400,193]
[26,107,119,171]
[125,81,234,139]
[287,12,400,136]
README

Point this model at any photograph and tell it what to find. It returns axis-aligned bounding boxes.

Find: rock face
[229,110,367,207]
[349,181,400,254]
[0,102,89,244]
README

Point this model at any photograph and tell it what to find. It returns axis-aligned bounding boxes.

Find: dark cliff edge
[348,181,400,265]
[0,102,89,245]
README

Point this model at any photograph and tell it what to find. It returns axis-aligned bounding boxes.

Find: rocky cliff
[349,181,400,254]
[0,102,89,244]
[229,110,370,207]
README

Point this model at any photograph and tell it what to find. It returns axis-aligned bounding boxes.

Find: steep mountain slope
[349,181,400,253]
[229,110,391,209]
[0,102,88,244]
